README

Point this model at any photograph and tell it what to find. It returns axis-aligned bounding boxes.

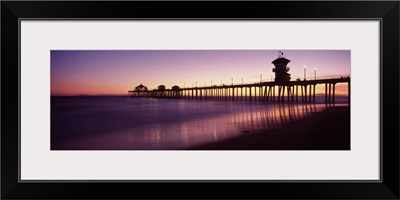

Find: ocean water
[51,96,348,150]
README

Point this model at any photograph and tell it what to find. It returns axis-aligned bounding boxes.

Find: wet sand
[189,106,350,150]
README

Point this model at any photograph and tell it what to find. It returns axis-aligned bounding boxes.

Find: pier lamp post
[196,82,197,87]
[231,76,233,85]
[242,78,243,85]
[314,68,317,80]
[304,66,307,80]
[260,72,262,83]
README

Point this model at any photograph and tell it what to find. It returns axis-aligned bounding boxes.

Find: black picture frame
[1,1,399,199]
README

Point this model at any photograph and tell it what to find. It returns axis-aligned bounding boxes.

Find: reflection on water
[51,97,346,150]
[129,103,325,150]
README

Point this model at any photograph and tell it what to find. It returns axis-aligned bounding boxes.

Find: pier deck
[128,77,350,103]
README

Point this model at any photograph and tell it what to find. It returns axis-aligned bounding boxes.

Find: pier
[128,76,350,103]
[128,52,350,104]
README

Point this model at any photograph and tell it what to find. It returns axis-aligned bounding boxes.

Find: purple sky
[51,50,350,96]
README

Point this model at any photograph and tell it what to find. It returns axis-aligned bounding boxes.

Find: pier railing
[173,75,350,88]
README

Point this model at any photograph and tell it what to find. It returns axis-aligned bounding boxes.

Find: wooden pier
[128,77,350,103]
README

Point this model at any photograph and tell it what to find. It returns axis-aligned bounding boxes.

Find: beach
[189,106,350,150]
[51,96,350,150]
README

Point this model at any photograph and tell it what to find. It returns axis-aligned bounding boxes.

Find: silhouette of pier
[128,76,350,103]
[128,52,350,103]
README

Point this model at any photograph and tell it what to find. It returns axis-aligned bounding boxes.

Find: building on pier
[135,84,148,92]
[129,84,149,97]
[272,51,291,82]
[171,85,181,98]
[153,85,166,97]
[158,85,166,91]
[172,85,180,90]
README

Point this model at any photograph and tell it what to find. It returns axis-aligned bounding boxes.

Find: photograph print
[51,50,350,150]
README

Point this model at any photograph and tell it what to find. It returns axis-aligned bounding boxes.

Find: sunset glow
[51,50,350,96]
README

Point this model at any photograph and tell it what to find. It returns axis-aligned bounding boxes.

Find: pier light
[314,68,317,80]
[260,72,262,83]
[231,76,233,85]
[304,66,307,80]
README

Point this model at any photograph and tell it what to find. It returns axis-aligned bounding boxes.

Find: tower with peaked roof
[272,51,291,82]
